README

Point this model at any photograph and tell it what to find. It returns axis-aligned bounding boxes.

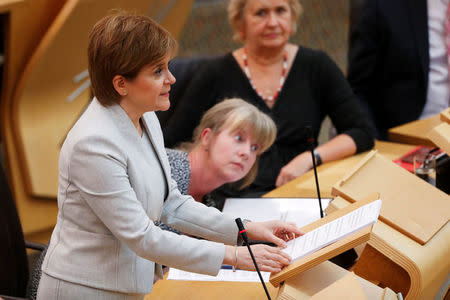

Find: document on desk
[167,268,270,282]
[283,199,382,262]
[222,198,332,229]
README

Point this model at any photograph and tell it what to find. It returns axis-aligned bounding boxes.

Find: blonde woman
[37,13,300,299]
[167,98,276,204]
[160,98,276,234]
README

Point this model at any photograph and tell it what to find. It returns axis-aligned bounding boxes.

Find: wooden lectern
[388,114,442,147]
[269,194,398,299]
[275,262,398,300]
[331,151,450,299]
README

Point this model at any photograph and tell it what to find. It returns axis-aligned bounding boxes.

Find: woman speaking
[37,13,300,299]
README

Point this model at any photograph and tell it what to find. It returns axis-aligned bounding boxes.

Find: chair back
[0,165,28,298]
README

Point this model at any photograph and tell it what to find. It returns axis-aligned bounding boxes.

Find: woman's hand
[245,220,303,248]
[236,244,291,273]
[223,244,292,273]
[275,152,313,187]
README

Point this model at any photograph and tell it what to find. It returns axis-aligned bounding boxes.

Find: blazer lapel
[105,101,170,198]
[406,0,429,79]
[140,114,170,199]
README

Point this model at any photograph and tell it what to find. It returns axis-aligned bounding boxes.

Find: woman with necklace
[163,0,374,198]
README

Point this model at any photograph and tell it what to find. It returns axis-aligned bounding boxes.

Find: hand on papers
[236,244,291,273]
[246,220,303,248]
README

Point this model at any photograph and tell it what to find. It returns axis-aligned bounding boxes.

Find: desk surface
[264,141,415,199]
[145,141,414,299]
[388,114,442,147]
[147,279,279,300]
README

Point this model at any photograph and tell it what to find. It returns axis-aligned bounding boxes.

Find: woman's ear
[200,128,213,148]
[112,75,128,96]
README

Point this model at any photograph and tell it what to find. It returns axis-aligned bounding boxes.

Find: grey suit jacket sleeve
[69,134,235,276]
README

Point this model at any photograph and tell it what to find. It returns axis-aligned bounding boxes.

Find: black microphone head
[235,218,249,243]
[305,125,314,147]
[235,218,245,231]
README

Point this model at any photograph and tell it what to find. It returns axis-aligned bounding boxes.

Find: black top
[163,46,374,196]
[347,0,429,139]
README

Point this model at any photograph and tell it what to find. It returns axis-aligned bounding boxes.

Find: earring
[123,90,128,96]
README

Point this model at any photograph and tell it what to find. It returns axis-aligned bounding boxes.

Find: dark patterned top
[155,149,189,235]
[166,148,190,195]
[156,149,223,235]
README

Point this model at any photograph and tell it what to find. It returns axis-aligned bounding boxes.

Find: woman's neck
[188,147,225,202]
[119,100,143,136]
[244,43,287,66]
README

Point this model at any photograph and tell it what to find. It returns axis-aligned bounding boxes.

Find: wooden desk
[146,278,279,300]
[146,142,412,300]
[146,261,396,300]
[264,141,416,199]
[267,141,449,300]
[388,114,442,147]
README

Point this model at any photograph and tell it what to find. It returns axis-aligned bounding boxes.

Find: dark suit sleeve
[163,61,220,147]
[316,51,375,153]
[347,0,381,137]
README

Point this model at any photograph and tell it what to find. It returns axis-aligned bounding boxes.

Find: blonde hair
[228,0,303,43]
[182,98,277,189]
[88,12,177,106]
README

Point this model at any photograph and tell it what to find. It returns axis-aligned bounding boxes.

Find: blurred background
[177,0,349,142]
[178,0,349,71]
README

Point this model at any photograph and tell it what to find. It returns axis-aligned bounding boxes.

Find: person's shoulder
[63,100,128,156]
[292,45,335,73]
[204,53,235,71]
[295,45,330,61]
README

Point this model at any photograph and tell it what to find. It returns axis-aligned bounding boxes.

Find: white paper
[222,197,332,228]
[167,268,270,282]
[283,199,382,262]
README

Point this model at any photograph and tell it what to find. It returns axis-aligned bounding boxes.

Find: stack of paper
[283,199,382,262]
[167,268,270,282]
[222,198,331,229]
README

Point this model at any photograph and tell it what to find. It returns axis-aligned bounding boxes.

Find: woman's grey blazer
[41,98,238,294]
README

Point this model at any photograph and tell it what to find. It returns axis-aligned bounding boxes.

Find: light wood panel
[0,0,67,238]
[146,278,279,300]
[439,108,450,123]
[263,141,416,199]
[332,151,450,245]
[332,197,450,300]
[0,0,194,236]
[265,141,449,299]
[388,114,442,147]
[428,123,450,155]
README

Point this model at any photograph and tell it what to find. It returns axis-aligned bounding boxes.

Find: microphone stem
[244,242,272,300]
[310,148,324,218]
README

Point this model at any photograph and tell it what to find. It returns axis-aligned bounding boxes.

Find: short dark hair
[88,12,177,106]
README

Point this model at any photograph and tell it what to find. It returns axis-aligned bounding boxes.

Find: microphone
[235,218,272,300]
[305,127,358,268]
[305,126,324,218]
